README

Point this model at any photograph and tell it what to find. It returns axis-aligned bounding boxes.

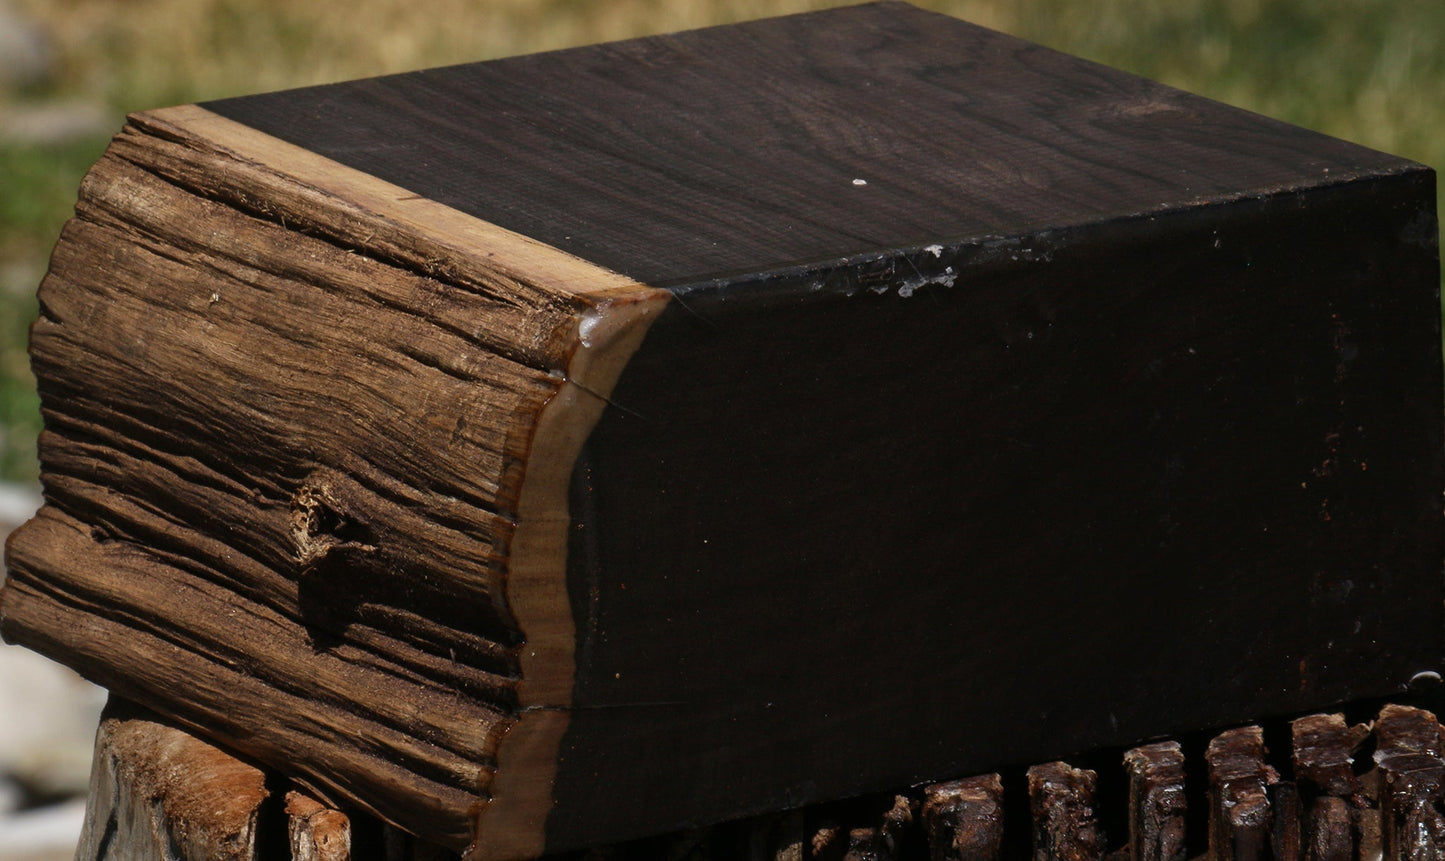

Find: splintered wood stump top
[2,2,1441,858]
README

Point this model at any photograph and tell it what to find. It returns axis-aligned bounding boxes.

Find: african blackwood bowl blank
[3,3,1440,857]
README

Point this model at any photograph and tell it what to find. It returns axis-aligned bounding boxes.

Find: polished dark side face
[555,174,1441,842]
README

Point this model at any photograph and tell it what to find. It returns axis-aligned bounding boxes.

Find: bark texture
[0,106,654,853]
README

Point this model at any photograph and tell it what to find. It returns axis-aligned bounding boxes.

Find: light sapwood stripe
[473,289,667,861]
[138,105,649,303]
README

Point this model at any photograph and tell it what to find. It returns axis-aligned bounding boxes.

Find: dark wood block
[1304,796,1353,861]
[1291,714,1366,861]
[1122,743,1186,861]
[1373,706,1445,861]
[1270,782,1304,861]
[838,795,915,861]
[1292,714,1365,800]
[1028,763,1103,861]
[921,775,1006,861]
[1206,727,1278,861]
[2,2,1441,857]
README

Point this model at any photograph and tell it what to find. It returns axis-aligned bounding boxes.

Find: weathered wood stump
[78,698,271,860]
[2,1,1440,857]
[77,697,458,861]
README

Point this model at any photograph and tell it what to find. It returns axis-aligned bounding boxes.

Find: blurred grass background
[0,0,1441,483]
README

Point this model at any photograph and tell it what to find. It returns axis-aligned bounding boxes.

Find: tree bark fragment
[1028,762,1103,861]
[922,775,1005,861]
[1205,726,1277,861]
[1122,742,1186,861]
[75,699,270,861]
[1374,706,1445,861]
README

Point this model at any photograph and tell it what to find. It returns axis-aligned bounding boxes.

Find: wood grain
[1123,743,1186,861]
[0,104,665,855]
[921,775,1005,861]
[1206,727,1277,861]
[1373,706,1445,861]
[1028,763,1103,861]
[76,699,271,861]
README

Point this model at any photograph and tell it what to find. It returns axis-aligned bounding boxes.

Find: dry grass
[1,0,1441,480]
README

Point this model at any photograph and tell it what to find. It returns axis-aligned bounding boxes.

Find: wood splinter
[1373,705,1445,861]
[922,774,1005,861]
[1291,714,1366,861]
[1123,742,1186,861]
[287,789,353,861]
[1028,762,1104,861]
[1206,726,1278,861]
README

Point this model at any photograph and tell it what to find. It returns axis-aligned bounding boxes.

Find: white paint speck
[924,244,944,258]
[578,311,602,347]
[852,178,868,186]
[896,270,958,298]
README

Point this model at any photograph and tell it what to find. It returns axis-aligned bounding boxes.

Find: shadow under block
[1,2,1441,858]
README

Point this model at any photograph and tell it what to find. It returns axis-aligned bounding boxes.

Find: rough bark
[1122,743,1186,861]
[922,775,1005,861]
[1206,727,1278,861]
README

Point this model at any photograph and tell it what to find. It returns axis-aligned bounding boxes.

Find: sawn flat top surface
[204,1,1414,289]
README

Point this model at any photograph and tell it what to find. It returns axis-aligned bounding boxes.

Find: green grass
[1,0,1441,482]
[0,140,108,257]
[1008,0,1445,171]
[0,139,110,481]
